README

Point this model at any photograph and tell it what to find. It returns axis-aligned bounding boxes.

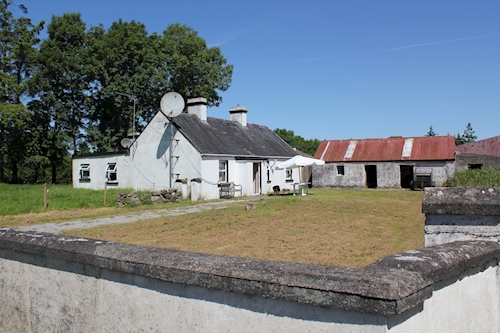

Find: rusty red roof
[455,136,500,157]
[315,136,456,162]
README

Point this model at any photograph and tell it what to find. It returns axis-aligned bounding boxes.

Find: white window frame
[285,169,293,181]
[219,160,228,182]
[79,164,90,180]
[106,163,118,183]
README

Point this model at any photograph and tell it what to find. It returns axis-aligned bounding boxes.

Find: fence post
[43,183,47,210]
[104,183,107,206]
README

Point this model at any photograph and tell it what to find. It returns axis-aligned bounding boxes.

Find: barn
[455,135,500,171]
[312,136,456,189]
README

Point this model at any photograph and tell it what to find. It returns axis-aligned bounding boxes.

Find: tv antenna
[116,92,137,138]
[160,92,184,118]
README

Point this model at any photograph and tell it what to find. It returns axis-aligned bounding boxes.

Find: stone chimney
[187,97,207,121]
[229,106,247,126]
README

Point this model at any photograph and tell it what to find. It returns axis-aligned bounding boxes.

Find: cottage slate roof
[315,136,456,162]
[172,114,296,158]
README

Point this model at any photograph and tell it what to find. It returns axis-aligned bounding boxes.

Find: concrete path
[17,197,266,234]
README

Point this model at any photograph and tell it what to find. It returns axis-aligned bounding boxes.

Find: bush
[443,168,500,187]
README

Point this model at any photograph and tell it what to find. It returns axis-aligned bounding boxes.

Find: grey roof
[172,114,296,158]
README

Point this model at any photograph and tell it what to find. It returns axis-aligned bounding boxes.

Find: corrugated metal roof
[315,136,456,162]
[455,136,500,157]
[172,114,296,158]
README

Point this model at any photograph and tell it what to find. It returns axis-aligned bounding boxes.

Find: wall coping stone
[1,228,499,316]
[422,187,500,216]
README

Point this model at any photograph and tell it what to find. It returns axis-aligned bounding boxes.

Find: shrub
[443,168,500,187]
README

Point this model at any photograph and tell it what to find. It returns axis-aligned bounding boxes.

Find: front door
[253,163,260,194]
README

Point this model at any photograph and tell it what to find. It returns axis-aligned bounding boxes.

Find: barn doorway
[400,165,414,188]
[253,163,260,194]
[365,165,377,188]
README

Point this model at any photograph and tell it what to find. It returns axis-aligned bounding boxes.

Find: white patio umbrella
[275,155,325,183]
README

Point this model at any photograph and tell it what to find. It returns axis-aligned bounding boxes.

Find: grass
[0,183,192,227]
[62,189,425,268]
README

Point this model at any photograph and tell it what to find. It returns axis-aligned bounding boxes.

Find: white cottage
[73,98,298,200]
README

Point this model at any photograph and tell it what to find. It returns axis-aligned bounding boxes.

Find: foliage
[274,128,321,156]
[455,122,477,146]
[1,4,233,182]
[443,168,500,187]
[0,0,44,182]
[426,125,437,136]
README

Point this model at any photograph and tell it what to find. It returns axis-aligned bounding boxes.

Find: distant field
[64,189,425,268]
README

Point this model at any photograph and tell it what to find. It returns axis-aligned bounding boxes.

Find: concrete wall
[313,161,454,189]
[1,228,499,332]
[423,187,500,246]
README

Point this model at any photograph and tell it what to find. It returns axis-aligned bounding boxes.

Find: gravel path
[17,198,260,234]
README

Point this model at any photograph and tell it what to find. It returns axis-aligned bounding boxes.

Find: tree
[426,125,437,136]
[0,0,43,182]
[158,23,233,107]
[455,122,477,146]
[462,122,477,144]
[87,21,234,152]
[274,128,320,156]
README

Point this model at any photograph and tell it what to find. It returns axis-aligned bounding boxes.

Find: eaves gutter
[200,153,295,160]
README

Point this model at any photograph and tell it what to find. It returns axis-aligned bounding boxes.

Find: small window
[219,160,228,182]
[286,169,293,181]
[337,165,345,176]
[468,164,482,170]
[79,164,90,180]
[106,163,117,182]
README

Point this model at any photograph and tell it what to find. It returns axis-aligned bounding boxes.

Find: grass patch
[443,168,500,187]
[64,189,425,268]
[0,183,192,227]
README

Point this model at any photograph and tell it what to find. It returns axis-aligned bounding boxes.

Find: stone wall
[1,228,499,332]
[455,153,500,172]
[423,187,500,246]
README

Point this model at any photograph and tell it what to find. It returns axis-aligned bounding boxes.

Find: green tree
[88,21,233,152]
[0,0,43,182]
[274,128,320,156]
[159,23,233,107]
[426,125,437,136]
[462,122,477,144]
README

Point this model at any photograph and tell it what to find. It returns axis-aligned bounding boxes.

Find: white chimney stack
[229,106,247,126]
[187,97,207,121]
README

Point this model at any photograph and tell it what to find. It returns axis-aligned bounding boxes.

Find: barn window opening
[106,163,117,183]
[337,165,345,176]
[468,164,482,170]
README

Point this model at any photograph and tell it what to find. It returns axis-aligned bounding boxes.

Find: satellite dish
[160,92,185,118]
[120,138,133,149]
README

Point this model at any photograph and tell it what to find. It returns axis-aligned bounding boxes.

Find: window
[79,164,90,180]
[286,169,293,181]
[468,164,482,170]
[337,165,345,176]
[106,163,117,182]
[219,160,228,182]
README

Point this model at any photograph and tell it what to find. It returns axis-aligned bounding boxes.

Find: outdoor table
[292,182,310,196]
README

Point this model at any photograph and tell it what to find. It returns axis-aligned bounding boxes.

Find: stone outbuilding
[312,136,456,189]
[455,135,500,171]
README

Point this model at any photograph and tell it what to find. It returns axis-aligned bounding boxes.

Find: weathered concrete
[1,228,499,332]
[455,153,500,172]
[423,187,500,246]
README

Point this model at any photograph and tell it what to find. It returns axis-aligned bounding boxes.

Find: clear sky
[18,0,500,141]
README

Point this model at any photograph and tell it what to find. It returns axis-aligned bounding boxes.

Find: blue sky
[19,0,500,141]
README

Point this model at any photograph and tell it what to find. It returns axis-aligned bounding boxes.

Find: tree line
[426,122,477,145]
[0,0,233,184]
